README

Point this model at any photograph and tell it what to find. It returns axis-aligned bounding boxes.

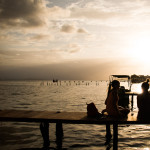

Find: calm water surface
[0,80,150,150]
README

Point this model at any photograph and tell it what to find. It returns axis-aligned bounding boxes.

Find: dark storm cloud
[0,0,45,28]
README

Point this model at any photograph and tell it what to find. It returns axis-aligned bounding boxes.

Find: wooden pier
[0,109,148,150]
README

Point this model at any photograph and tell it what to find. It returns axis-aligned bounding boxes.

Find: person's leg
[106,123,112,138]
[105,123,112,145]
[40,122,50,148]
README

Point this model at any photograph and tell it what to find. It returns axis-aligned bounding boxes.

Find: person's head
[111,80,120,89]
[141,82,149,92]
[146,78,149,83]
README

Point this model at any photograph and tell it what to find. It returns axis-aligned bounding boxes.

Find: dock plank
[0,109,150,124]
[0,110,88,123]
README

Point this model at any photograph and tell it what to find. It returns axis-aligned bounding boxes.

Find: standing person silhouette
[137,81,150,120]
[103,80,130,144]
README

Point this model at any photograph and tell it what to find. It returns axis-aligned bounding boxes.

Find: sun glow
[129,35,150,63]
[132,83,142,93]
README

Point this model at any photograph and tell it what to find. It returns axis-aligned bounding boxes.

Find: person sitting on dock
[137,81,150,120]
[104,80,130,117]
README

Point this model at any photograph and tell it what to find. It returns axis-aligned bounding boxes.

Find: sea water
[0,80,150,150]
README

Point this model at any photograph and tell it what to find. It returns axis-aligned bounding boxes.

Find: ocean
[0,80,150,150]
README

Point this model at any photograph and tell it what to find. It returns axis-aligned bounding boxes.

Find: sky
[1,0,150,80]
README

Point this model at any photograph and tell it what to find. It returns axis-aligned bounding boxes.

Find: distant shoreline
[131,74,150,83]
[0,79,107,81]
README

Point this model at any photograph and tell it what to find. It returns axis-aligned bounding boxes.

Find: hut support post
[56,122,63,138]
[56,122,63,149]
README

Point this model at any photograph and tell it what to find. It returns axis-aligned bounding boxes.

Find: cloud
[0,0,47,28]
[0,59,117,80]
[64,43,81,53]
[47,6,70,19]
[0,49,63,66]
[0,0,149,30]
[0,34,9,40]
[30,34,54,41]
[61,24,76,33]
[77,28,87,33]
[67,0,150,27]
[60,24,88,35]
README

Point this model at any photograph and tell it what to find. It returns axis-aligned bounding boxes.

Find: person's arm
[112,90,119,112]
[105,97,107,105]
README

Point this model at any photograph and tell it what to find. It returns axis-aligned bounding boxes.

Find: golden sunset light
[2,1,150,149]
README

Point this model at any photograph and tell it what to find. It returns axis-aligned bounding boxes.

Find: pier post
[56,122,63,137]
[113,123,118,150]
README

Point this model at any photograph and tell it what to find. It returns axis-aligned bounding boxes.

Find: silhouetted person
[146,78,149,83]
[40,122,63,149]
[105,80,130,117]
[137,81,150,120]
[118,86,129,108]
[102,80,130,145]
